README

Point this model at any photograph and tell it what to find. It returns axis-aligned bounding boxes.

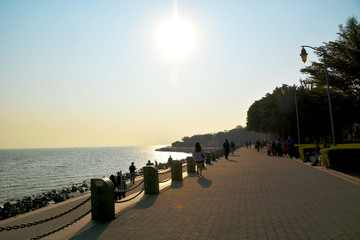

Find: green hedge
[322,146,360,171]
[297,144,360,171]
[298,144,317,161]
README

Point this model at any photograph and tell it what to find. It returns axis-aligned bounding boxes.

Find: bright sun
[155,16,197,58]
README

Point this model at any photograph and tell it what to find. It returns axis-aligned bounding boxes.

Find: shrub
[321,145,360,171]
[297,144,360,171]
[297,144,317,161]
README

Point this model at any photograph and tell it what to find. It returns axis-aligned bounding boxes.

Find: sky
[1,0,359,149]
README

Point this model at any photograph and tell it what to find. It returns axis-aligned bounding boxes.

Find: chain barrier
[115,187,145,204]
[158,163,188,183]
[158,169,171,175]
[0,192,96,232]
[29,207,94,240]
[159,176,172,183]
[116,179,144,193]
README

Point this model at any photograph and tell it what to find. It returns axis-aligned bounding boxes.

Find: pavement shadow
[171,181,184,188]
[70,221,111,240]
[225,159,239,163]
[197,176,212,188]
[133,194,158,209]
[188,172,198,178]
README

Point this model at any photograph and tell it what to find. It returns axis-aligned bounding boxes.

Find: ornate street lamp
[282,84,300,144]
[300,45,336,146]
[300,47,308,63]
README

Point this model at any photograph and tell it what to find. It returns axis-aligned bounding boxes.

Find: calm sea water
[0,146,190,204]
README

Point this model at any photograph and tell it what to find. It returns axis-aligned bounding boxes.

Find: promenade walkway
[2,148,360,239]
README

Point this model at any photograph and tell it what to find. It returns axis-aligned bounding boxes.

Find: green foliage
[301,17,360,101]
[321,144,360,170]
[297,144,360,170]
[297,144,316,161]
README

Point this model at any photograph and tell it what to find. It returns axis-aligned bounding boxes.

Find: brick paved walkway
[2,148,360,240]
[72,148,360,240]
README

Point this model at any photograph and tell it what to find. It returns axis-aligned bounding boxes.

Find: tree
[300,17,360,101]
[171,125,265,148]
[300,17,360,141]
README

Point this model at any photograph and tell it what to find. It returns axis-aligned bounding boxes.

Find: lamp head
[300,47,308,63]
[281,84,287,95]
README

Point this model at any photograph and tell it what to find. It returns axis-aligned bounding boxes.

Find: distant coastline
[156,146,192,153]
[156,146,222,153]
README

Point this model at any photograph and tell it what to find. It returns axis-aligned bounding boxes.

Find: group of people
[305,142,329,166]
[192,139,236,176]
[265,136,296,158]
[223,139,236,159]
[109,174,127,201]
[109,162,137,201]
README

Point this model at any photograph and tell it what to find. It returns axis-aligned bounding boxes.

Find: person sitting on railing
[116,174,127,200]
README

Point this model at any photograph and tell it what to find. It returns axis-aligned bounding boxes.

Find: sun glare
[155,16,197,58]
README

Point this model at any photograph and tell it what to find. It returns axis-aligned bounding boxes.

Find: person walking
[275,138,282,156]
[193,142,205,176]
[256,139,261,152]
[230,141,236,155]
[129,162,136,184]
[267,142,272,156]
[287,136,296,159]
[223,139,230,159]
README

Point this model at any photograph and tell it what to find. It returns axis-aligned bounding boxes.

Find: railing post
[219,149,224,157]
[171,160,183,181]
[205,152,211,164]
[186,156,195,173]
[143,166,159,194]
[215,150,220,159]
[90,178,115,221]
[210,151,216,162]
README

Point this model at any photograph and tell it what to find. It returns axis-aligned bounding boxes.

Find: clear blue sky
[1,0,359,148]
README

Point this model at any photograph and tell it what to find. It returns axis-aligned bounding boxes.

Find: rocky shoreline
[0,181,91,221]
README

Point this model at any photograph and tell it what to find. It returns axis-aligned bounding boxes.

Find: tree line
[246,17,360,143]
[171,125,266,148]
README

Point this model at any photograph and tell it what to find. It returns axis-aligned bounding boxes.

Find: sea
[0,146,191,204]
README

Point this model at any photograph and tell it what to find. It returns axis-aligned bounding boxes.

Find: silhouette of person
[223,139,230,159]
[129,162,136,184]
[116,174,127,199]
[230,141,236,155]
[193,142,205,176]
[168,155,173,168]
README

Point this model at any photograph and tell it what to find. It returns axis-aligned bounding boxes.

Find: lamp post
[281,84,301,144]
[300,45,336,146]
